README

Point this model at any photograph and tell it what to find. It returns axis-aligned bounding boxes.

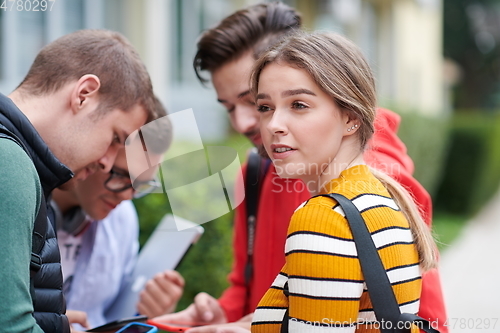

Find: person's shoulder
[289,196,345,230]
[0,135,30,164]
[0,138,41,225]
[0,138,40,194]
[296,195,339,212]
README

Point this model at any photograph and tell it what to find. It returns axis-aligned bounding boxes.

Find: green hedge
[388,109,450,198]
[434,112,500,216]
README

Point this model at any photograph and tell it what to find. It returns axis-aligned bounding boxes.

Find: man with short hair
[154,2,447,333]
[0,29,156,332]
[52,99,184,329]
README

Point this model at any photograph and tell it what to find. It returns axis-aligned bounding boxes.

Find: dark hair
[193,1,301,83]
[18,29,155,118]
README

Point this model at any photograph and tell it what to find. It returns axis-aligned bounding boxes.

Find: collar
[319,164,373,195]
[51,200,92,236]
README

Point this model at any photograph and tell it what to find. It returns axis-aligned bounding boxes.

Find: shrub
[434,112,500,215]
[386,108,451,198]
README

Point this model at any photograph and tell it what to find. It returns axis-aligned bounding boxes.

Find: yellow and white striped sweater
[251,165,421,333]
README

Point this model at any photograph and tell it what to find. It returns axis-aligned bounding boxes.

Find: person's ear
[69,74,101,114]
[343,112,360,136]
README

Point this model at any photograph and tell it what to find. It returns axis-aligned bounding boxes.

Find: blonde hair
[251,31,437,271]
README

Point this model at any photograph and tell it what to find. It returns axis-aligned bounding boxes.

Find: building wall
[0,0,445,143]
[295,0,445,116]
[390,0,443,115]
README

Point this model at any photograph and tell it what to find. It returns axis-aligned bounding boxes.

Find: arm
[0,140,44,333]
[179,314,253,333]
[137,270,185,317]
[251,203,362,333]
[152,292,227,327]
[67,310,90,331]
[285,204,362,330]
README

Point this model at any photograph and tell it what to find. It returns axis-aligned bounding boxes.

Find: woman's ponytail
[370,167,438,272]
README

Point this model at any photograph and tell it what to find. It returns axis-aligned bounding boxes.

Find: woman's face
[257,62,356,185]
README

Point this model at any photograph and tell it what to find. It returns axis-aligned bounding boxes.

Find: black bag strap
[31,192,47,275]
[244,149,261,286]
[0,126,46,276]
[280,193,439,333]
[327,193,401,326]
[243,149,271,314]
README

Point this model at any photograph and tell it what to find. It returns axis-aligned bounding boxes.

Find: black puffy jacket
[0,93,73,333]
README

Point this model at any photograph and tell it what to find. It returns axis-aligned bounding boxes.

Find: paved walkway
[439,190,500,333]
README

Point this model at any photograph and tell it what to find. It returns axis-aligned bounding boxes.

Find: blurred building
[0,0,445,140]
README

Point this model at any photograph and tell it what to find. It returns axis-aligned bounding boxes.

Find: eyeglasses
[104,169,162,199]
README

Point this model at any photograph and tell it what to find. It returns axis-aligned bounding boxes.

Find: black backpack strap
[30,192,47,275]
[244,149,261,286]
[243,149,271,313]
[325,193,401,332]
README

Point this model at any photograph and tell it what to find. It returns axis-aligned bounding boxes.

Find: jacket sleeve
[0,139,45,333]
[218,164,249,322]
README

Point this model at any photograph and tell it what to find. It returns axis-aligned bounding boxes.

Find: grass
[431,212,469,252]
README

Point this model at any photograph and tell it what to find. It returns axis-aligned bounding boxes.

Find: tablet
[86,315,148,332]
[104,214,204,321]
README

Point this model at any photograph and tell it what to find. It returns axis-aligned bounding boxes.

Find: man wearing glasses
[50,108,184,329]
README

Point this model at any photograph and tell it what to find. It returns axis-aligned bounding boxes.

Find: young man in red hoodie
[155,2,447,332]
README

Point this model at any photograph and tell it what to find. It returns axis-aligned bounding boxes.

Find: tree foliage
[444,0,500,109]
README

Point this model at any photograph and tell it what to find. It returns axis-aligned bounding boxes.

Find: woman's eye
[292,101,307,109]
[113,134,121,144]
[257,105,271,112]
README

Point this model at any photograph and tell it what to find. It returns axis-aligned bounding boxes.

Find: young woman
[250,32,437,332]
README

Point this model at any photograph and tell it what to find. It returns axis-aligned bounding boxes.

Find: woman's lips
[270,144,296,159]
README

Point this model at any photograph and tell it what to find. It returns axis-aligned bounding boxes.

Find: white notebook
[105,214,204,321]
